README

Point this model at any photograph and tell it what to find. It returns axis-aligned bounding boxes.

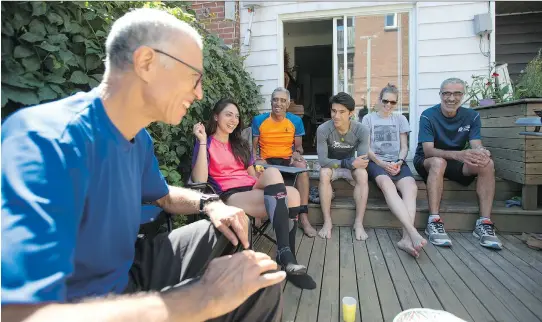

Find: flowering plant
[464,69,512,107]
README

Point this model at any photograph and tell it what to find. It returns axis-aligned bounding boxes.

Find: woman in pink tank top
[191,99,315,290]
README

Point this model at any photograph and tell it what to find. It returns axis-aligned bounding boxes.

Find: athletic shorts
[413,156,476,186]
[366,161,414,182]
[219,185,254,202]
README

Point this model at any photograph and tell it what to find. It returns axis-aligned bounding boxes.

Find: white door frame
[277,3,419,159]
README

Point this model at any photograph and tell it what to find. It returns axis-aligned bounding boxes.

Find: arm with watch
[154,186,250,249]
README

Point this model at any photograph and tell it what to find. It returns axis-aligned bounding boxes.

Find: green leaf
[3,58,25,75]
[48,83,65,95]
[38,41,60,52]
[47,34,69,44]
[95,30,107,37]
[45,23,58,34]
[38,84,58,101]
[64,22,82,34]
[91,74,103,82]
[45,74,66,85]
[69,70,89,84]
[73,34,85,43]
[20,32,45,43]
[19,73,44,88]
[2,37,14,57]
[13,46,34,58]
[13,12,32,30]
[44,55,62,71]
[83,11,97,21]
[31,2,47,16]
[85,54,102,71]
[57,49,74,62]
[21,56,41,72]
[2,21,14,36]
[1,89,8,107]
[46,12,63,25]
[3,85,40,106]
[88,77,100,88]
[29,19,47,36]
[176,146,187,156]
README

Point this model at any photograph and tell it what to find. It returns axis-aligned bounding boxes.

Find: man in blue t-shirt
[1,8,284,322]
[413,78,502,250]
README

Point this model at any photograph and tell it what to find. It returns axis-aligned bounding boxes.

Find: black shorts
[413,156,476,186]
[367,161,414,182]
[219,185,254,202]
[265,158,290,166]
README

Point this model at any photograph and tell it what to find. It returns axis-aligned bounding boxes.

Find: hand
[254,158,267,166]
[291,151,304,163]
[199,251,286,319]
[461,149,489,167]
[378,160,397,175]
[352,155,369,169]
[205,202,250,249]
[254,164,265,179]
[193,122,207,143]
[388,162,401,176]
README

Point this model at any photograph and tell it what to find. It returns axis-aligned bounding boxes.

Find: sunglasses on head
[382,99,397,105]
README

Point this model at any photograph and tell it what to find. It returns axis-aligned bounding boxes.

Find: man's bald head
[104,8,202,72]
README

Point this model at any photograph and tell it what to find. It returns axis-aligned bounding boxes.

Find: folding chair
[138,204,174,240]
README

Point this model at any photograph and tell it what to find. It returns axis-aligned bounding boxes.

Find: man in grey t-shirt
[316,92,370,240]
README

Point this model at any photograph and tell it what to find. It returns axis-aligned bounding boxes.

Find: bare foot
[318,221,332,239]
[408,230,427,251]
[299,215,317,238]
[354,222,368,241]
[397,238,419,258]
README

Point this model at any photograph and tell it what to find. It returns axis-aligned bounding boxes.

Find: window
[384,13,397,30]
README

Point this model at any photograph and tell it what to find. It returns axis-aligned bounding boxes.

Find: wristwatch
[199,194,220,214]
[396,158,406,163]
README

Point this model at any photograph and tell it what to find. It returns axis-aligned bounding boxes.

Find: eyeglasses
[382,99,397,105]
[153,48,203,89]
[440,91,464,98]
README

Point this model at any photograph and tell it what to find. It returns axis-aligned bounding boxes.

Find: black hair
[358,106,369,122]
[205,98,251,168]
[329,92,355,111]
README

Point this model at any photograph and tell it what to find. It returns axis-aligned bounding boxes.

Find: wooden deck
[254,227,542,322]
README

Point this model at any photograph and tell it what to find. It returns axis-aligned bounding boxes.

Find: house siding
[240,1,492,117]
[495,12,542,82]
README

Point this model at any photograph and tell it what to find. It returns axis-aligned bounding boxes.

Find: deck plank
[295,235,325,322]
[451,233,542,320]
[366,229,402,322]
[353,232,384,321]
[494,242,542,284]
[499,234,542,271]
[460,233,542,302]
[447,233,541,322]
[433,237,519,321]
[317,226,340,322]
[375,229,421,309]
[338,227,361,322]
[422,242,494,321]
[387,230,444,311]
[282,233,314,322]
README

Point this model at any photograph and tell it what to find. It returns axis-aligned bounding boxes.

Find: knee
[264,167,283,182]
[292,160,307,169]
[286,186,301,205]
[427,157,447,175]
[353,168,368,184]
[480,158,495,174]
[376,176,394,191]
[400,178,418,196]
[319,168,332,183]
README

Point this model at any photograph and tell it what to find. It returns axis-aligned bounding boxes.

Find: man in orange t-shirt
[252,87,316,237]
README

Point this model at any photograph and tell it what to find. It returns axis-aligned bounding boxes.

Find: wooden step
[308,176,522,202]
[307,197,542,233]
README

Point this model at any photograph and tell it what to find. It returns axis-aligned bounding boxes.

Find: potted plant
[473,51,542,210]
[463,65,512,107]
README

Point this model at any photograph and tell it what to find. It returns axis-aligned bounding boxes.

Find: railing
[337,26,355,48]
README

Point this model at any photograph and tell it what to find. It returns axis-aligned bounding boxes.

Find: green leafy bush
[1,1,262,187]
[514,50,542,99]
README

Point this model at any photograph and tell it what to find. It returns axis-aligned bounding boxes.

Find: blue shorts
[366,161,414,182]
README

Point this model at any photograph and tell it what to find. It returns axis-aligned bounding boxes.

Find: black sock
[264,184,305,274]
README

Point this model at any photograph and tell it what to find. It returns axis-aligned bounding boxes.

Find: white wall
[240,1,492,118]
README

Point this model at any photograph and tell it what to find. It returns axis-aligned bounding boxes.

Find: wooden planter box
[475,99,542,209]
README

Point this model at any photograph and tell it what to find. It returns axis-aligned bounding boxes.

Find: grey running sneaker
[473,218,503,250]
[424,217,452,247]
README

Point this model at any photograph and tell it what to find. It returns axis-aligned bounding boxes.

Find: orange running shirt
[252,112,305,159]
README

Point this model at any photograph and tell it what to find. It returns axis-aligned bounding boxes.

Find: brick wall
[352,13,410,113]
[191,1,240,47]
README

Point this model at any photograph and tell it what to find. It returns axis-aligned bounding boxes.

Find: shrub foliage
[1,1,262,187]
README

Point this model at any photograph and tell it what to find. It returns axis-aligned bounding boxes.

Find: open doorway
[284,19,333,154]
[283,12,411,156]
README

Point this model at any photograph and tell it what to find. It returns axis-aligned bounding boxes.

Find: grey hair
[379,83,399,100]
[271,87,290,101]
[440,78,466,92]
[104,8,203,72]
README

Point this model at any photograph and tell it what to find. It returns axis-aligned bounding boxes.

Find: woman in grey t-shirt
[362,84,427,258]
